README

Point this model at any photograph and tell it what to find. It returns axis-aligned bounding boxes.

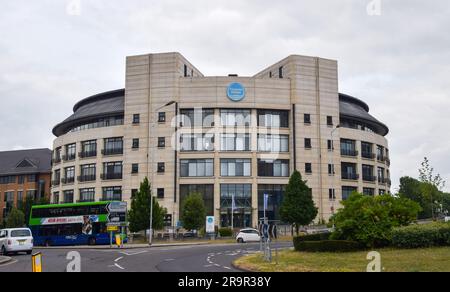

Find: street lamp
[149,100,177,246]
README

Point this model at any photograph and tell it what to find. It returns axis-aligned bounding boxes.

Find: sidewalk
[0,256,12,265]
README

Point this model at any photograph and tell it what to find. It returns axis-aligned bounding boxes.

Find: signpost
[206,216,215,240]
[106,202,127,248]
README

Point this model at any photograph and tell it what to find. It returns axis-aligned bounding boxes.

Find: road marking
[223,266,232,270]
[0,259,18,267]
[120,250,148,256]
[114,263,125,270]
[115,257,124,262]
[214,264,221,267]
[164,259,175,262]
[204,264,213,268]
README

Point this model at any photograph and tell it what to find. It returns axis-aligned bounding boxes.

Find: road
[0,242,291,272]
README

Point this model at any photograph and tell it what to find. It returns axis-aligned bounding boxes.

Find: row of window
[53,162,124,185]
[0,174,37,185]
[53,186,122,204]
[340,139,390,162]
[68,116,124,134]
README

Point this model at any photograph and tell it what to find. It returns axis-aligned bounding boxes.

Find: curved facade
[51,52,390,227]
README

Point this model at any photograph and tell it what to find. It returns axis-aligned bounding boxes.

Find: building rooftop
[0,148,52,176]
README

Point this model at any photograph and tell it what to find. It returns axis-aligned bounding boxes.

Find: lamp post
[149,100,176,246]
[330,125,340,229]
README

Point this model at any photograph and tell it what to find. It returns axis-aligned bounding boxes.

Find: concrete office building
[0,148,52,222]
[51,52,390,228]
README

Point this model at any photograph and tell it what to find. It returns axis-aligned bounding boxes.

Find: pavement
[0,241,292,272]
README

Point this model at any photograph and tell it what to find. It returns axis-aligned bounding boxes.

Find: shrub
[293,232,330,244]
[392,222,450,248]
[294,240,362,253]
[218,228,233,237]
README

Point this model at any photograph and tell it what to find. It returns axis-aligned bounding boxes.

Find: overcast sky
[1,0,449,192]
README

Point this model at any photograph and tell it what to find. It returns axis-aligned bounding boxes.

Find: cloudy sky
[1,0,449,191]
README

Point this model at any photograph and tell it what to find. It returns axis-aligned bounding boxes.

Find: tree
[181,192,206,231]
[398,176,434,219]
[19,196,50,226]
[280,170,318,235]
[128,177,167,234]
[5,208,26,228]
[331,193,421,247]
[418,157,446,220]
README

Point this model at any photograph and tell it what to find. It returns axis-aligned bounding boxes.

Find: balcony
[363,175,377,183]
[78,175,96,182]
[101,173,123,180]
[51,180,60,186]
[61,177,75,184]
[341,149,359,157]
[52,157,61,164]
[385,157,391,166]
[79,151,97,159]
[342,173,359,180]
[62,154,76,162]
[102,148,123,156]
[377,155,385,162]
[361,152,376,160]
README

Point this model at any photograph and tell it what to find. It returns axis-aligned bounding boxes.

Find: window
[305,163,312,174]
[132,138,140,149]
[65,144,76,161]
[79,164,96,182]
[362,165,375,182]
[103,137,123,155]
[26,190,37,200]
[220,109,251,127]
[304,138,312,149]
[131,189,138,198]
[342,186,357,200]
[257,110,289,128]
[377,145,385,161]
[304,114,311,124]
[341,139,357,156]
[184,64,188,77]
[102,162,123,180]
[158,112,166,123]
[341,163,358,180]
[258,159,289,177]
[327,116,333,126]
[53,170,61,185]
[279,66,284,79]
[378,167,385,183]
[361,142,374,159]
[53,192,60,204]
[258,185,286,222]
[158,137,165,148]
[133,114,140,124]
[363,188,375,196]
[328,164,335,175]
[157,188,165,199]
[28,174,37,183]
[180,133,215,152]
[132,164,139,174]
[79,188,95,202]
[18,175,25,184]
[258,134,289,152]
[220,184,252,228]
[180,159,214,177]
[0,176,16,184]
[63,190,74,204]
[180,109,214,128]
[81,140,97,158]
[220,134,250,151]
[102,187,122,201]
[68,116,124,134]
[63,167,75,184]
[53,147,62,163]
[220,159,251,177]
[329,189,336,200]
[157,163,165,173]
[327,140,334,151]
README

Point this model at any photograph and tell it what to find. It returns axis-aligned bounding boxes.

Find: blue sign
[227,83,246,102]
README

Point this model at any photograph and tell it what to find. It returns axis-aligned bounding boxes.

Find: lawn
[234,247,450,272]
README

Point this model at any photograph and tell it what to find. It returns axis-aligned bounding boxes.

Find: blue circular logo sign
[208,217,214,224]
[227,83,246,102]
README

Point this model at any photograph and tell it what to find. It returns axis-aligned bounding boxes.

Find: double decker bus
[29,201,126,246]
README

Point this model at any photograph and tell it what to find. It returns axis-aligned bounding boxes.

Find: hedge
[391,222,450,249]
[218,228,233,237]
[293,232,331,244]
[294,240,362,253]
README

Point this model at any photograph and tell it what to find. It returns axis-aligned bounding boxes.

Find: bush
[293,232,330,246]
[392,222,450,249]
[294,240,362,253]
[218,228,233,237]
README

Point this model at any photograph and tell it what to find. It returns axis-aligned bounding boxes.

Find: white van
[0,228,33,255]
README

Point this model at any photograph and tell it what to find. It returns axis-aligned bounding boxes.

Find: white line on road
[223,267,232,270]
[115,257,124,262]
[114,263,125,270]
[0,259,18,267]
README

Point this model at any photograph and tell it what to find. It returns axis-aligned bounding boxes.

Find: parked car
[236,228,261,243]
[0,228,33,255]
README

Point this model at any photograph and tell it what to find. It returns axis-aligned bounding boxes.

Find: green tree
[331,193,421,247]
[280,170,318,235]
[398,176,433,219]
[418,157,446,220]
[128,177,167,234]
[181,192,206,231]
[5,208,26,228]
[19,195,50,226]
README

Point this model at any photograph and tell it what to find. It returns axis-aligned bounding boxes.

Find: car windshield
[10,230,31,237]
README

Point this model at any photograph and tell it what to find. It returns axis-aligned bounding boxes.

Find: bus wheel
[88,238,96,246]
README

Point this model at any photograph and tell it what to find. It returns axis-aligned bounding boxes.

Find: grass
[234,247,450,272]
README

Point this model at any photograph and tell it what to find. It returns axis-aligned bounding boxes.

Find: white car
[236,228,261,243]
[0,228,33,255]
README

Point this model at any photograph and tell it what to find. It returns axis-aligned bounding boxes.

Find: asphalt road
[0,242,292,272]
